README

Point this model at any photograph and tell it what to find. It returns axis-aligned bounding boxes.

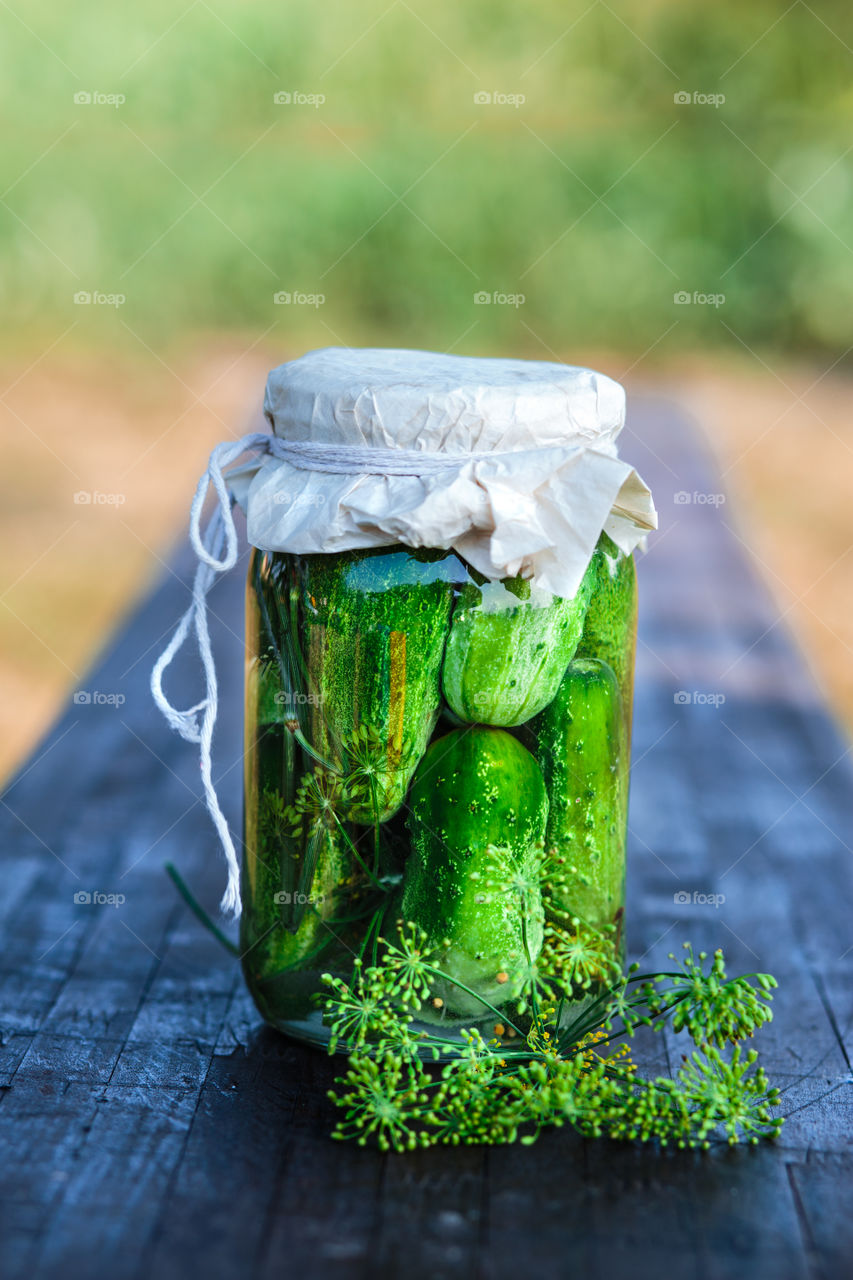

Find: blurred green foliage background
[2,0,852,357]
[4,0,853,773]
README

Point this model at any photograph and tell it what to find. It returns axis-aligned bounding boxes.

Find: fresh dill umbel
[320,919,782,1152]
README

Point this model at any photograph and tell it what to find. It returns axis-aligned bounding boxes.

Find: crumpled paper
[231,347,657,599]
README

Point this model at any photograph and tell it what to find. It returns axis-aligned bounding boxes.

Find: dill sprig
[321,923,782,1152]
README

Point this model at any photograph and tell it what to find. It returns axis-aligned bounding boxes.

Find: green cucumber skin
[402,726,547,1015]
[525,658,628,934]
[243,553,300,924]
[288,547,458,824]
[242,553,352,1010]
[240,814,352,1007]
[576,534,637,743]
[441,566,594,727]
[252,656,287,726]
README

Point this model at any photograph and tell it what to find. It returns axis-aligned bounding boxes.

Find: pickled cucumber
[242,554,355,1017]
[441,566,594,727]
[402,726,547,1015]
[576,535,637,741]
[525,658,628,936]
[283,547,459,824]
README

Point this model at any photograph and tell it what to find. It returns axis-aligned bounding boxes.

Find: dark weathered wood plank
[140,1037,309,1280]
[787,1154,853,1277]
[484,1138,593,1280]
[367,1147,487,1280]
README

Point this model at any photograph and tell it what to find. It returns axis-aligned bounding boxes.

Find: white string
[151,429,563,916]
[151,431,272,916]
[270,436,526,475]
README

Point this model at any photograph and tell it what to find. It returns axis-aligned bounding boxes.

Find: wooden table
[1,400,851,1279]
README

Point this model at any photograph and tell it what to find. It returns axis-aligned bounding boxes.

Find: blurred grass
[1,0,852,357]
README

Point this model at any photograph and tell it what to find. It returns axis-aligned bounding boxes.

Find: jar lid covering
[264,346,627,453]
[232,347,656,597]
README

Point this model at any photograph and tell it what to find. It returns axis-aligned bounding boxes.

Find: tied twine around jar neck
[152,429,608,915]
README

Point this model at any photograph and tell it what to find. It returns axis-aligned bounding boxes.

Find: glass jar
[240,532,636,1047]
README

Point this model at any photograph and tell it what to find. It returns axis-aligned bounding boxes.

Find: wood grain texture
[0,399,851,1279]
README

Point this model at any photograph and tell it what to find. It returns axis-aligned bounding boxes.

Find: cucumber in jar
[241,820,355,1026]
[524,657,628,937]
[576,534,637,741]
[441,564,595,727]
[242,552,355,1015]
[280,547,460,825]
[402,726,547,1015]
